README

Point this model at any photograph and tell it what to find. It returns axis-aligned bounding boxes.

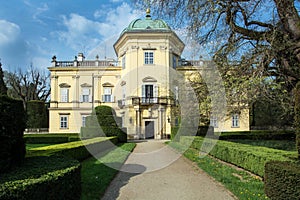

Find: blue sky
[0,0,142,71]
[0,0,202,72]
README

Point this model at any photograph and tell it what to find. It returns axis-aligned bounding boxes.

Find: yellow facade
[48,11,249,138]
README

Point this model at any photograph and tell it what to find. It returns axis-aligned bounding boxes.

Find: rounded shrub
[95,106,127,141]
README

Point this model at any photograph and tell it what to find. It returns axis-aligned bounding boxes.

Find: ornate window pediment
[102,82,114,87]
[80,83,92,87]
[59,83,71,88]
[142,76,157,82]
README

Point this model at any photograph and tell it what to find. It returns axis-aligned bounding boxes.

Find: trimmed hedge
[81,109,127,142]
[218,130,295,140]
[0,155,81,200]
[26,100,48,129]
[95,105,121,127]
[0,95,26,173]
[25,134,80,144]
[171,126,214,141]
[265,161,300,199]
[295,81,300,159]
[27,136,118,161]
[180,136,297,177]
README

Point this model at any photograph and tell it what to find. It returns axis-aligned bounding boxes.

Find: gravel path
[101,140,236,200]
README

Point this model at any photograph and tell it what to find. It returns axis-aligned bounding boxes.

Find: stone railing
[53,60,120,68]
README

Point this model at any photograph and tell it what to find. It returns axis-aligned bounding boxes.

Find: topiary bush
[95,105,119,127]
[26,100,48,128]
[80,106,127,141]
[0,155,81,200]
[265,161,300,199]
[80,112,105,139]
[0,95,26,173]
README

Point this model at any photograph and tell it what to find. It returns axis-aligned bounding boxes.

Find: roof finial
[146,8,151,19]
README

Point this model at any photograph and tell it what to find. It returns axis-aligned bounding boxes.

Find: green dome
[121,10,171,34]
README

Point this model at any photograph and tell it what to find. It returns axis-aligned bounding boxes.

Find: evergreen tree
[0,62,7,95]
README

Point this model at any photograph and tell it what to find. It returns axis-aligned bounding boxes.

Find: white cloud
[55,2,141,59]
[23,1,49,24]
[53,13,102,52]
[0,20,21,45]
[33,3,49,24]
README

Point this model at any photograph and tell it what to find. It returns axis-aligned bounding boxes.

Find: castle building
[48,9,249,138]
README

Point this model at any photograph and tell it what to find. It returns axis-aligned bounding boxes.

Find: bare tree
[6,65,50,109]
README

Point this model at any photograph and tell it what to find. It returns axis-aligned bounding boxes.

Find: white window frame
[122,55,126,69]
[82,115,87,127]
[210,116,218,128]
[172,55,177,69]
[102,87,114,102]
[122,85,126,106]
[232,114,239,128]
[60,88,69,102]
[60,115,68,129]
[81,88,91,102]
[142,84,158,103]
[174,86,179,101]
[144,51,154,64]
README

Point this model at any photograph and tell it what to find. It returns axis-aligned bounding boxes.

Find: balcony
[131,97,175,106]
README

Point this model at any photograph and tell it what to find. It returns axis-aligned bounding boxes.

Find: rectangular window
[173,55,177,69]
[82,116,87,127]
[144,52,154,64]
[102,87,114,102]
[60,116,68,129]
[210,116,218,128]
[174,86,179,101]
[81,88,90,102]
[122,86,126,105]
[60,88,69,102]
[232,114,239,128]
[142,84,158,103]
[122,56,126,69]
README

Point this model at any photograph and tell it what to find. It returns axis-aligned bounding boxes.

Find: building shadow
[101,164,146,200]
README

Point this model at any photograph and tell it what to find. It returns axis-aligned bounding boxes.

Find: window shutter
[89,95,92,102]
[102,95,105,102]
[174,86,179,100]
[154,84,158,103]
[111,95,115,102]
[79,95,83,102]
[142,85,145,98]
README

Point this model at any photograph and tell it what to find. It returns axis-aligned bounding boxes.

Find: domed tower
[114,9,185,139]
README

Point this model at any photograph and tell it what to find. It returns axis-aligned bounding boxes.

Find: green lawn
[25,143,52,150]
[228,139,296,151]
[168,142,269,200]
[81,143,136,200]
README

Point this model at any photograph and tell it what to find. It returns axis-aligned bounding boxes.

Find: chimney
[77,53,85,61]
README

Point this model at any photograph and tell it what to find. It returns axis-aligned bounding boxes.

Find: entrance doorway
[145,121,154,139]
